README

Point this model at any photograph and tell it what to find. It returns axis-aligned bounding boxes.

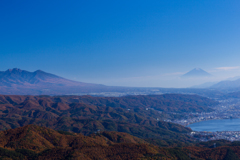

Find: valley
[1,69,240,159]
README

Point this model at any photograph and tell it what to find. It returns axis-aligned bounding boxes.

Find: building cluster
[166,98,240,126]
[190,131,240,142]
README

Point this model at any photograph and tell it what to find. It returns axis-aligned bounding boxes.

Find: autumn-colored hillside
[0,94,218,147]
[1,125,240,160]
[0,125,162,160]
[0,125,150,151]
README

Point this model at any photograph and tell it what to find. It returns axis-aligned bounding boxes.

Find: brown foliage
[0,125,162,160]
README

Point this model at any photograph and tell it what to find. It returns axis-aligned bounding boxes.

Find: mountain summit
[182,68,212,78]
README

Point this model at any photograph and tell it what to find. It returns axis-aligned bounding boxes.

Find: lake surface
[187,119,240,132]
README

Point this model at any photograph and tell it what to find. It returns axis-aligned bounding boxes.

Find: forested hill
[0,94,218,147]
[0,125,240,160]
[0,125,159,159]
[0,94,217,113]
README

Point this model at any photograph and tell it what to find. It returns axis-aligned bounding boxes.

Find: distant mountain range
[191,76,240,91]
[2,68,240,95]
[191,81,218,88]
[211,78,240,90]
[0,68,106,95]
[182,68,212,78]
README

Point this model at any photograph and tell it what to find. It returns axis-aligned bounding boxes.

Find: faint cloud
[163,72,185,76]
[215,66,240,71]
[104,72,185,84]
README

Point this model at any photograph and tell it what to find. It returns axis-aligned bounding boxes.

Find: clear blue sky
[1,0,240,87]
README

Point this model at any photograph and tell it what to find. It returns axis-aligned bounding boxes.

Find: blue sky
[1,0,240,87]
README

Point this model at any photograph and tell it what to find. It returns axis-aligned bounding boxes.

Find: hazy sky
[1,0,240,87]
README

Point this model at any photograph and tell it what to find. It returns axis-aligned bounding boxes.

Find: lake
[187,119,240,132]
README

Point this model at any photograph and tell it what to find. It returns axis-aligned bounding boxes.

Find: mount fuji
[182,68,212,78]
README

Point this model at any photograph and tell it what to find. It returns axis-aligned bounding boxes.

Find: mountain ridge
[0,68,101,86]
[0,68,106,95]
